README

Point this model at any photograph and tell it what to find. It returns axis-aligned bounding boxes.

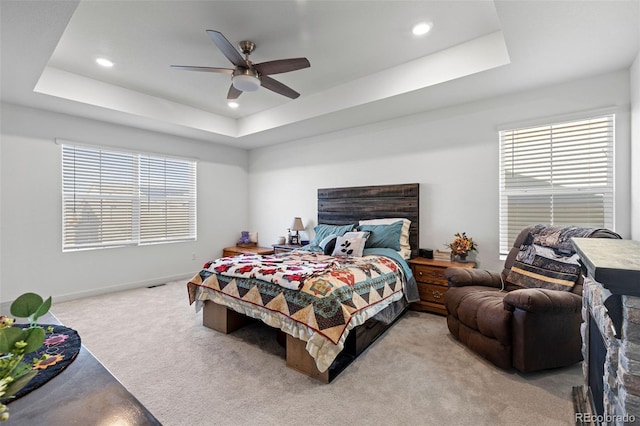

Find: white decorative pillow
[331,236,366,257]
[343,231,370,240]
[358,218,411,258]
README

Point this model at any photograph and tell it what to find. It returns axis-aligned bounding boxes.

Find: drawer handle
[418,271,423,276]
[432,290,443,299]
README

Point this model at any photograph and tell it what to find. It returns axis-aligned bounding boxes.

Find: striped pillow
[507,257,581,292]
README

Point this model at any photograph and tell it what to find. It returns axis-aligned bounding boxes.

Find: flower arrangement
[0,293,52,422]
[446,232,478,256]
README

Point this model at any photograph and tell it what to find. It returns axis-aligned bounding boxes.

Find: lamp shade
[291,217,305,231]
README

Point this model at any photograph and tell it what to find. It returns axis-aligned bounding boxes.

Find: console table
[5,314,160,425]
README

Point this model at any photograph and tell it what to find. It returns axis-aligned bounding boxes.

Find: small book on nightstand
[433,249,452,261]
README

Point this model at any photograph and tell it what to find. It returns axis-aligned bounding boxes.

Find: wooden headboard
[317,183,420,258]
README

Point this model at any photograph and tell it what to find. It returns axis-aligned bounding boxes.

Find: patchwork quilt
[204,252,340,290]
[188,252,406,345]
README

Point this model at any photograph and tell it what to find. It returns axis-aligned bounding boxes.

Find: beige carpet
[52,280,580,425]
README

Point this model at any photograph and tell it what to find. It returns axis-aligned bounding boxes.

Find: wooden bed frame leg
[202,300,250,334]
[285,334,330,383]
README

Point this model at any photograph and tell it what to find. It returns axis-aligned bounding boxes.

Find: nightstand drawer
[412,264,447,285]
[416,282,447,304]
[409,257,475,315]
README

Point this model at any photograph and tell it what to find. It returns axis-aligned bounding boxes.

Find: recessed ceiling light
[412,22,432,36]
[228,101,239,109]
[96,57,114,68]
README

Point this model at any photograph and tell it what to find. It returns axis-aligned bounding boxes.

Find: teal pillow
[357,222,403,251]
[311,224,354,245]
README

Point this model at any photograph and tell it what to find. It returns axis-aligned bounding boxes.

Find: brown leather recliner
[444,225,620,373]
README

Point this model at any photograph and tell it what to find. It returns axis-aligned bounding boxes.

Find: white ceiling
[1,1,639,149]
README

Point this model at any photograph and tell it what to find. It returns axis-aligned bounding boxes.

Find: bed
[187,183,420,382]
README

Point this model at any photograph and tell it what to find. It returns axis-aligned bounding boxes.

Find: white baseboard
[0,272,194,314]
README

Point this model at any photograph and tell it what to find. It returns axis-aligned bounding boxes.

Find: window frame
[61,142,197,251]
[498,112,615,256]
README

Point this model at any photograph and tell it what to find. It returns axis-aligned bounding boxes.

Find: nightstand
[222,245,274,257]
[272,244,303,255]
[408,257,476,315]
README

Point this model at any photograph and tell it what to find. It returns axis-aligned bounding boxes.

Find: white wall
[249,71,632,272]
[1,69,633,305]
[631,50,640,241]
[0,103,249,305]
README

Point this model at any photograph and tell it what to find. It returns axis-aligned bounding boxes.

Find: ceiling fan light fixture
[232,70,261,92]
[228,101,239,109]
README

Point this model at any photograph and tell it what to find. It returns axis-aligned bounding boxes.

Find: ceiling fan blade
[170,65,234,74]
[206,30,245,67]
[227,85,242,100]
[260,76,300,99]
[253,58,310,76]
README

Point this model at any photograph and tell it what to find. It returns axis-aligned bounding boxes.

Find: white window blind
[62,144,196,250]
[499,114,614,255]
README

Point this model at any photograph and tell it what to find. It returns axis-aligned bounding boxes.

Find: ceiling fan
[171,30,310,100]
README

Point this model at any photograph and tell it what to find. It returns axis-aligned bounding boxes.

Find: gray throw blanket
[520,225,602,260]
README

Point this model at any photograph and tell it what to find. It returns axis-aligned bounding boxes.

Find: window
[62,144,196,250]
[499,114,614,255]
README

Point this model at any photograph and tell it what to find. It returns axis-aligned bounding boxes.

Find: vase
[456,253,468,262]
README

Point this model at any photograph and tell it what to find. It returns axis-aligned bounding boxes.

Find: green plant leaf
[10,293,44,318]
[2,369,37,399]
[20,327,45,354]
[32,297,52,323]
[0,327,23,353]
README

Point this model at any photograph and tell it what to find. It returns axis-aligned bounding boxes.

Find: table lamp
[290,217,304,245]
